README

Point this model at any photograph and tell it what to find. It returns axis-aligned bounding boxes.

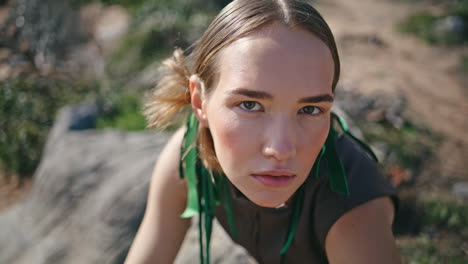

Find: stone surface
[0,104,252,263]
[452,182,468,198]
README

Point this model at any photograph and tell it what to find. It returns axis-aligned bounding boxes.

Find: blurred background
[0,0,467,263]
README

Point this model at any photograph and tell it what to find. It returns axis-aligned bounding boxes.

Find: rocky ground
[317,0,468,190]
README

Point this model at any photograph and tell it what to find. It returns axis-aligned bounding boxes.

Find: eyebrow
[229,88,334,103]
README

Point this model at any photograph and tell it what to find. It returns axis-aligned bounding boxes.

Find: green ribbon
[332,113,378,162]
[323,123,350,195]
[179,113,235,264]
[180,113,201,218]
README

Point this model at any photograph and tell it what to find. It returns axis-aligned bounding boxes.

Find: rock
[79,3,104,37]
[433,16,467,43]
[0,104,253,264]
[0,63,11,80]
[65,42,105,79]
[0,6,8,27]
[335,86,405,129]
[0,48,11,60]
[93,5,130,54]
[452,182,468,198]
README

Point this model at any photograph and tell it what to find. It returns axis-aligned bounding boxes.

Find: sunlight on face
[203,23,335,208]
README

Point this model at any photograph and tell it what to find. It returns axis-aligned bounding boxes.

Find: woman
[125,0,401,263]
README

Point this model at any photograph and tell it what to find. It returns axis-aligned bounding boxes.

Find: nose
[262,118,296,161]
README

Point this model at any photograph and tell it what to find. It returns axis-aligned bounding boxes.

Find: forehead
[215,23,335,95]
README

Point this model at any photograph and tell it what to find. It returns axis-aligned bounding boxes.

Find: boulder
[0,104,252,263]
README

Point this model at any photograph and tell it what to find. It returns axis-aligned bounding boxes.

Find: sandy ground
[316,0,468,190]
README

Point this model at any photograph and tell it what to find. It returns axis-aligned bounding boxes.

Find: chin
[247,192,291,208]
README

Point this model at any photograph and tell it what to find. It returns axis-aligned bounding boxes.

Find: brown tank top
[213,134,399,264]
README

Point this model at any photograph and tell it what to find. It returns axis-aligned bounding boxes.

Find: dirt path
[316,0,468,189]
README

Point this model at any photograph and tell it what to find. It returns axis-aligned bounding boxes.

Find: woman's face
[199,23,335,208]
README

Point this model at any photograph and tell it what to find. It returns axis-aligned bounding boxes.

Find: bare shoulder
[325,197,402,264]
[124,126,190,264]
[146,126,188,216]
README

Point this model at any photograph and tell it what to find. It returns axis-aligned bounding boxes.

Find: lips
[251,171,296,188]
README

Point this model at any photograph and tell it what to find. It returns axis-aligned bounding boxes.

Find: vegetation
[96,92,147,131]
[460,55,468,73]
[423,198,468,230]
[361,121,440,179]
[397,195,468,264]
[0,78,100,178]
[106,0,220,80]
[399,234,468,264]
[0,0,227,179]
[397,0,468,45]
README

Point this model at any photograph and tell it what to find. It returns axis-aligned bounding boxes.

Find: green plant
[361,121,439,177]
[460,55,468,74]
[96,93,147,131]
[423,199,468,230]
[398,12,439,43]
[397,0,468,45]
[106,0,222,80]
[399,233,468,264]
[0,78,100,178]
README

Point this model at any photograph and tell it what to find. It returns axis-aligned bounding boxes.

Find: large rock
[0,104,252,264]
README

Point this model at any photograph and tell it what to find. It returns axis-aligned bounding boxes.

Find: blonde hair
[145,0,340,172]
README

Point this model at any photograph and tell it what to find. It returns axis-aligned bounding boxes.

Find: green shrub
[96,93,147,131]
[423,199,468,230]
[399,234,468,264]
[361,121,439,177]
[0,78,100,178]
[398,0,468,45]
[398,12,440,44]
[460,55,468,73]
[106,0,223,80]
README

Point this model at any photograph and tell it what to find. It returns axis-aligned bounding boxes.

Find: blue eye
[239,101,262,111]
[299,106,321,115]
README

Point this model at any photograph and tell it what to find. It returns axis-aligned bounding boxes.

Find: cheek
[298,119,330,163]
[208,113,249,165]
[212,120,238,151]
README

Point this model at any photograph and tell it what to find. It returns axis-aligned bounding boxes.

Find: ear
[189,75,209,127]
